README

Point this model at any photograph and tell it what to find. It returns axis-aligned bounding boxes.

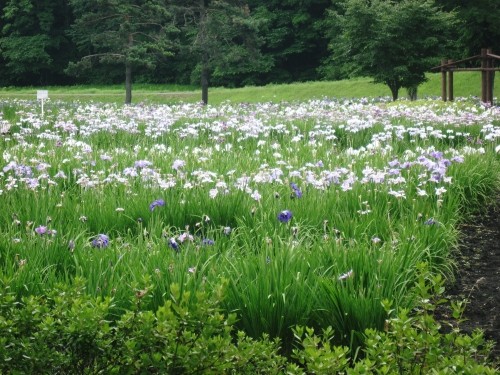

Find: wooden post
[481,48,488,103]
[447,59,454,101]
[441,59,447,102]
[486,48,493,104]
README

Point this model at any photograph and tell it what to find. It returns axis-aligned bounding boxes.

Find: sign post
[37,90,48,116]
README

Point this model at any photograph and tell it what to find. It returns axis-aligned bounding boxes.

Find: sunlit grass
[0,72,498,105]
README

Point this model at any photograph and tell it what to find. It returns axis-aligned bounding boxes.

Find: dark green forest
[0,0,498,95]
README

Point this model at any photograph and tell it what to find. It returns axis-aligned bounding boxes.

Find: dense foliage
[0,268,497,373]
[0,94,499,370]
[0,0,498,93]
[323,0,456,100]
[67,0,178,103]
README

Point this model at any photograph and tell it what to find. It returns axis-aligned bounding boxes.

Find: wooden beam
[486,49,493,104]
[486,53,500,60]
[441,59,447,101]
[445,67,500,72]
[431,54,482,70]
[448,59,454,101]
[481,49,488,103]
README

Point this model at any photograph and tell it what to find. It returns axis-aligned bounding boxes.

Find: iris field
[1,96,499,353]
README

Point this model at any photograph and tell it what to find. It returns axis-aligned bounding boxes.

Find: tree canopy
[0,0,498,101]
[323,0,457,100]
[170,0,272,104]
[67,0,177,103]
[0,0,74,85]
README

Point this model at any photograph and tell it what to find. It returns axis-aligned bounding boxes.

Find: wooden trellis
[433,48,500,104]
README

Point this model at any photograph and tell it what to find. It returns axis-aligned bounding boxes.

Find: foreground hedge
[0,272,497,374]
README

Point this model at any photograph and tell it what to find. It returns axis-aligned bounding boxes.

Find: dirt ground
[439,194,500,364]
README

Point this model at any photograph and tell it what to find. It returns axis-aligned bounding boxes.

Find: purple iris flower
[15,165,33,177]
[202,238,215,246]
[290,183,303,198]
[429,151,443,160]
[388,159,400,168]
[134,160,152,169]
[277,210,293,223]
[168,238,179,252]
[172,159,186,171]
[91,234,110,249]
[35,226,48,235]
[429,172,443,183]
[442,159,452,167]
[149,199,165,211]
[424,218,439,226]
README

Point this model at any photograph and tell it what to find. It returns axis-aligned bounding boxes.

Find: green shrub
[0,271,497,374]
[289,264,498,374]
[0,277,286,374]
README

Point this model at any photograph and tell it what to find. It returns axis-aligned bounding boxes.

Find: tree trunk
[125,62,132,104]
[125,32,133,104]
[387,81,399,101]
[200,0,209,105]
[407,86,418,101]
[201,57,209,105]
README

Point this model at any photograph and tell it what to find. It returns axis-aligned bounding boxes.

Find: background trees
[170,0,272,104]
[437,0,500,57]
[67,0,177,103]
[323,0,457,101]
[0,0,498,97]
[0,0,74,86]
[245,0,330,84]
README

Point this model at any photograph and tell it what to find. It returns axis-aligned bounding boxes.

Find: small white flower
[435,187,447,196]
[417,188,428,196]
[338,269,353,281]
[172,159,186,170]
[209,188,218,199]
[250,189,261,201]
[388,189,406,199]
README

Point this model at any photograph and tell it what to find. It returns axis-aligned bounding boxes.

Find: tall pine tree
[67,0,177,103]
[170,0,271,104]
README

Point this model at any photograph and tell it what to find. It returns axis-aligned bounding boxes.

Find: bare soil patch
[439,194,500,364]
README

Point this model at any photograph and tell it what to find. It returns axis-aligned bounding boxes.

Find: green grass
[0,83,499,356]
[0,73,498,105]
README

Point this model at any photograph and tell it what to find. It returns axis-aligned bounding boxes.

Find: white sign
[37,90,49,116]
[37,90,48,100]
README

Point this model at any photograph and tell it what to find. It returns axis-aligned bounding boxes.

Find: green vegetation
[0,73,498,105]
[323,0,456,100]
[0,86,499,372]
[1,1,499,105]
[0,270,497,373]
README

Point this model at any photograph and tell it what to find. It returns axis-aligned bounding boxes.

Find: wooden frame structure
[433,48,499,104]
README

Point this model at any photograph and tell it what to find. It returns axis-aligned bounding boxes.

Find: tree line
[0,0,498,103]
